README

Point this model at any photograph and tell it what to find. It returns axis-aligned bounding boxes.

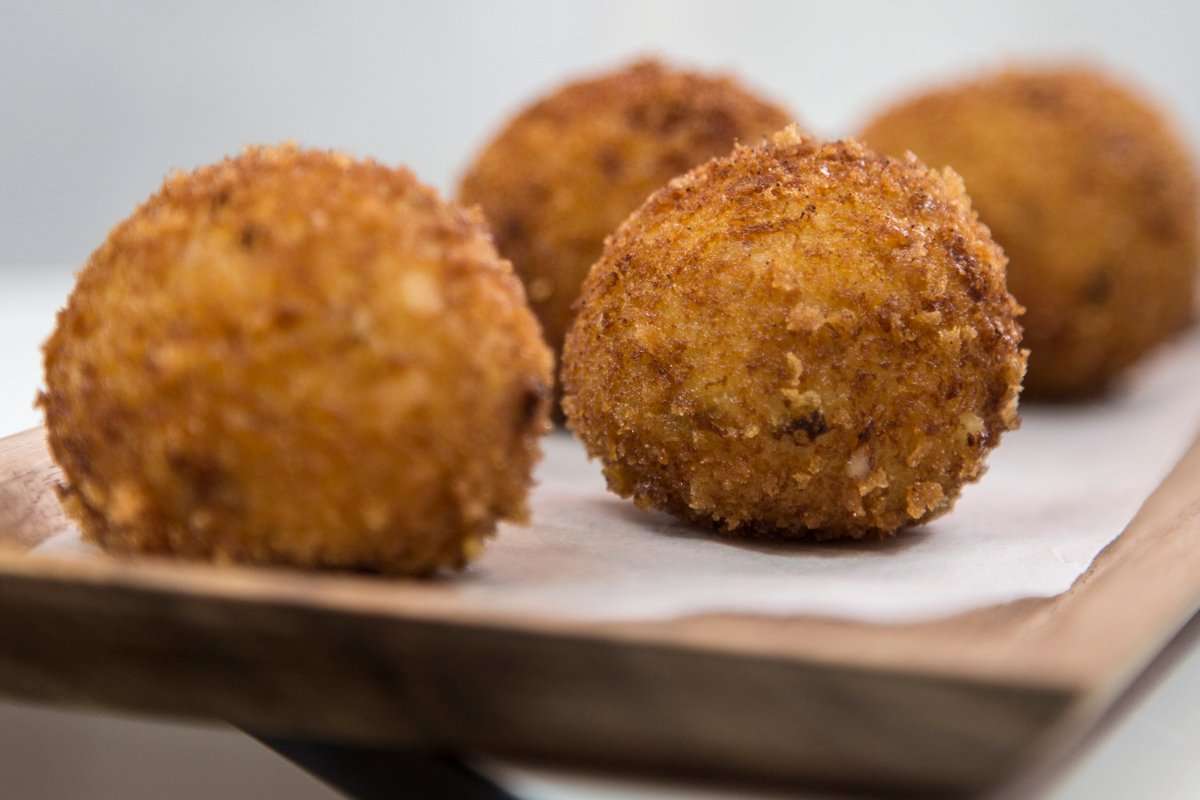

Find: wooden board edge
[5,425,1200,690]
[0,559,1080,796]
[7,425,1200,792]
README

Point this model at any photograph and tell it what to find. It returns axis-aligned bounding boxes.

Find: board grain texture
[2,426,1200,796]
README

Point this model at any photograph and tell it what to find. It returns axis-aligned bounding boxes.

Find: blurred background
[1,1,1199,797]
[3,0,1199,270]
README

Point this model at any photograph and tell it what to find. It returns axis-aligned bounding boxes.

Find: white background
[2,1,1199,797]
[2,0,1198,271]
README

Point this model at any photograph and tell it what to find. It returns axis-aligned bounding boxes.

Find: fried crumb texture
[458,58,794,369]
[861,65,1199,399]
[563,128,1027,539]
[41,144,553,575]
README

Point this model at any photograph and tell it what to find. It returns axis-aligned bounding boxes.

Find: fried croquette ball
[562,128,1026,538]
[40,145,553,574]
[458,58,793,368]
[861,66,1199,399]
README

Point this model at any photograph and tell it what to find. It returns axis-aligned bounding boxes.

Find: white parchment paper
[35,332,1200,624]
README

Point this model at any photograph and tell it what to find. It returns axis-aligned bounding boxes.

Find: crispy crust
[458,58,793,368]
[861,66,1199,399]
[563,128,1026,538]
[41,145,553,574]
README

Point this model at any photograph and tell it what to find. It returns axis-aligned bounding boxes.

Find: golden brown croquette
[41,145,553,574]
[563,128,1026,538]
[459,58,794,378]
[861,66,1198,399]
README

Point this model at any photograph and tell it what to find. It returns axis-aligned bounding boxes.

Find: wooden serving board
[3,426,1200,797]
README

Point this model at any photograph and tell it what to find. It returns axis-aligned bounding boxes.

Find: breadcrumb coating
[563,128,1026,538]
[41,145,553,574]
[861,66,1198,399]
[459,58,793,380]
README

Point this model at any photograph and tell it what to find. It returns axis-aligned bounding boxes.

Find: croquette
[562,127,1026,538]
[459,58,793,383]
[861,66,1199,399]
[40,144,553,574]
